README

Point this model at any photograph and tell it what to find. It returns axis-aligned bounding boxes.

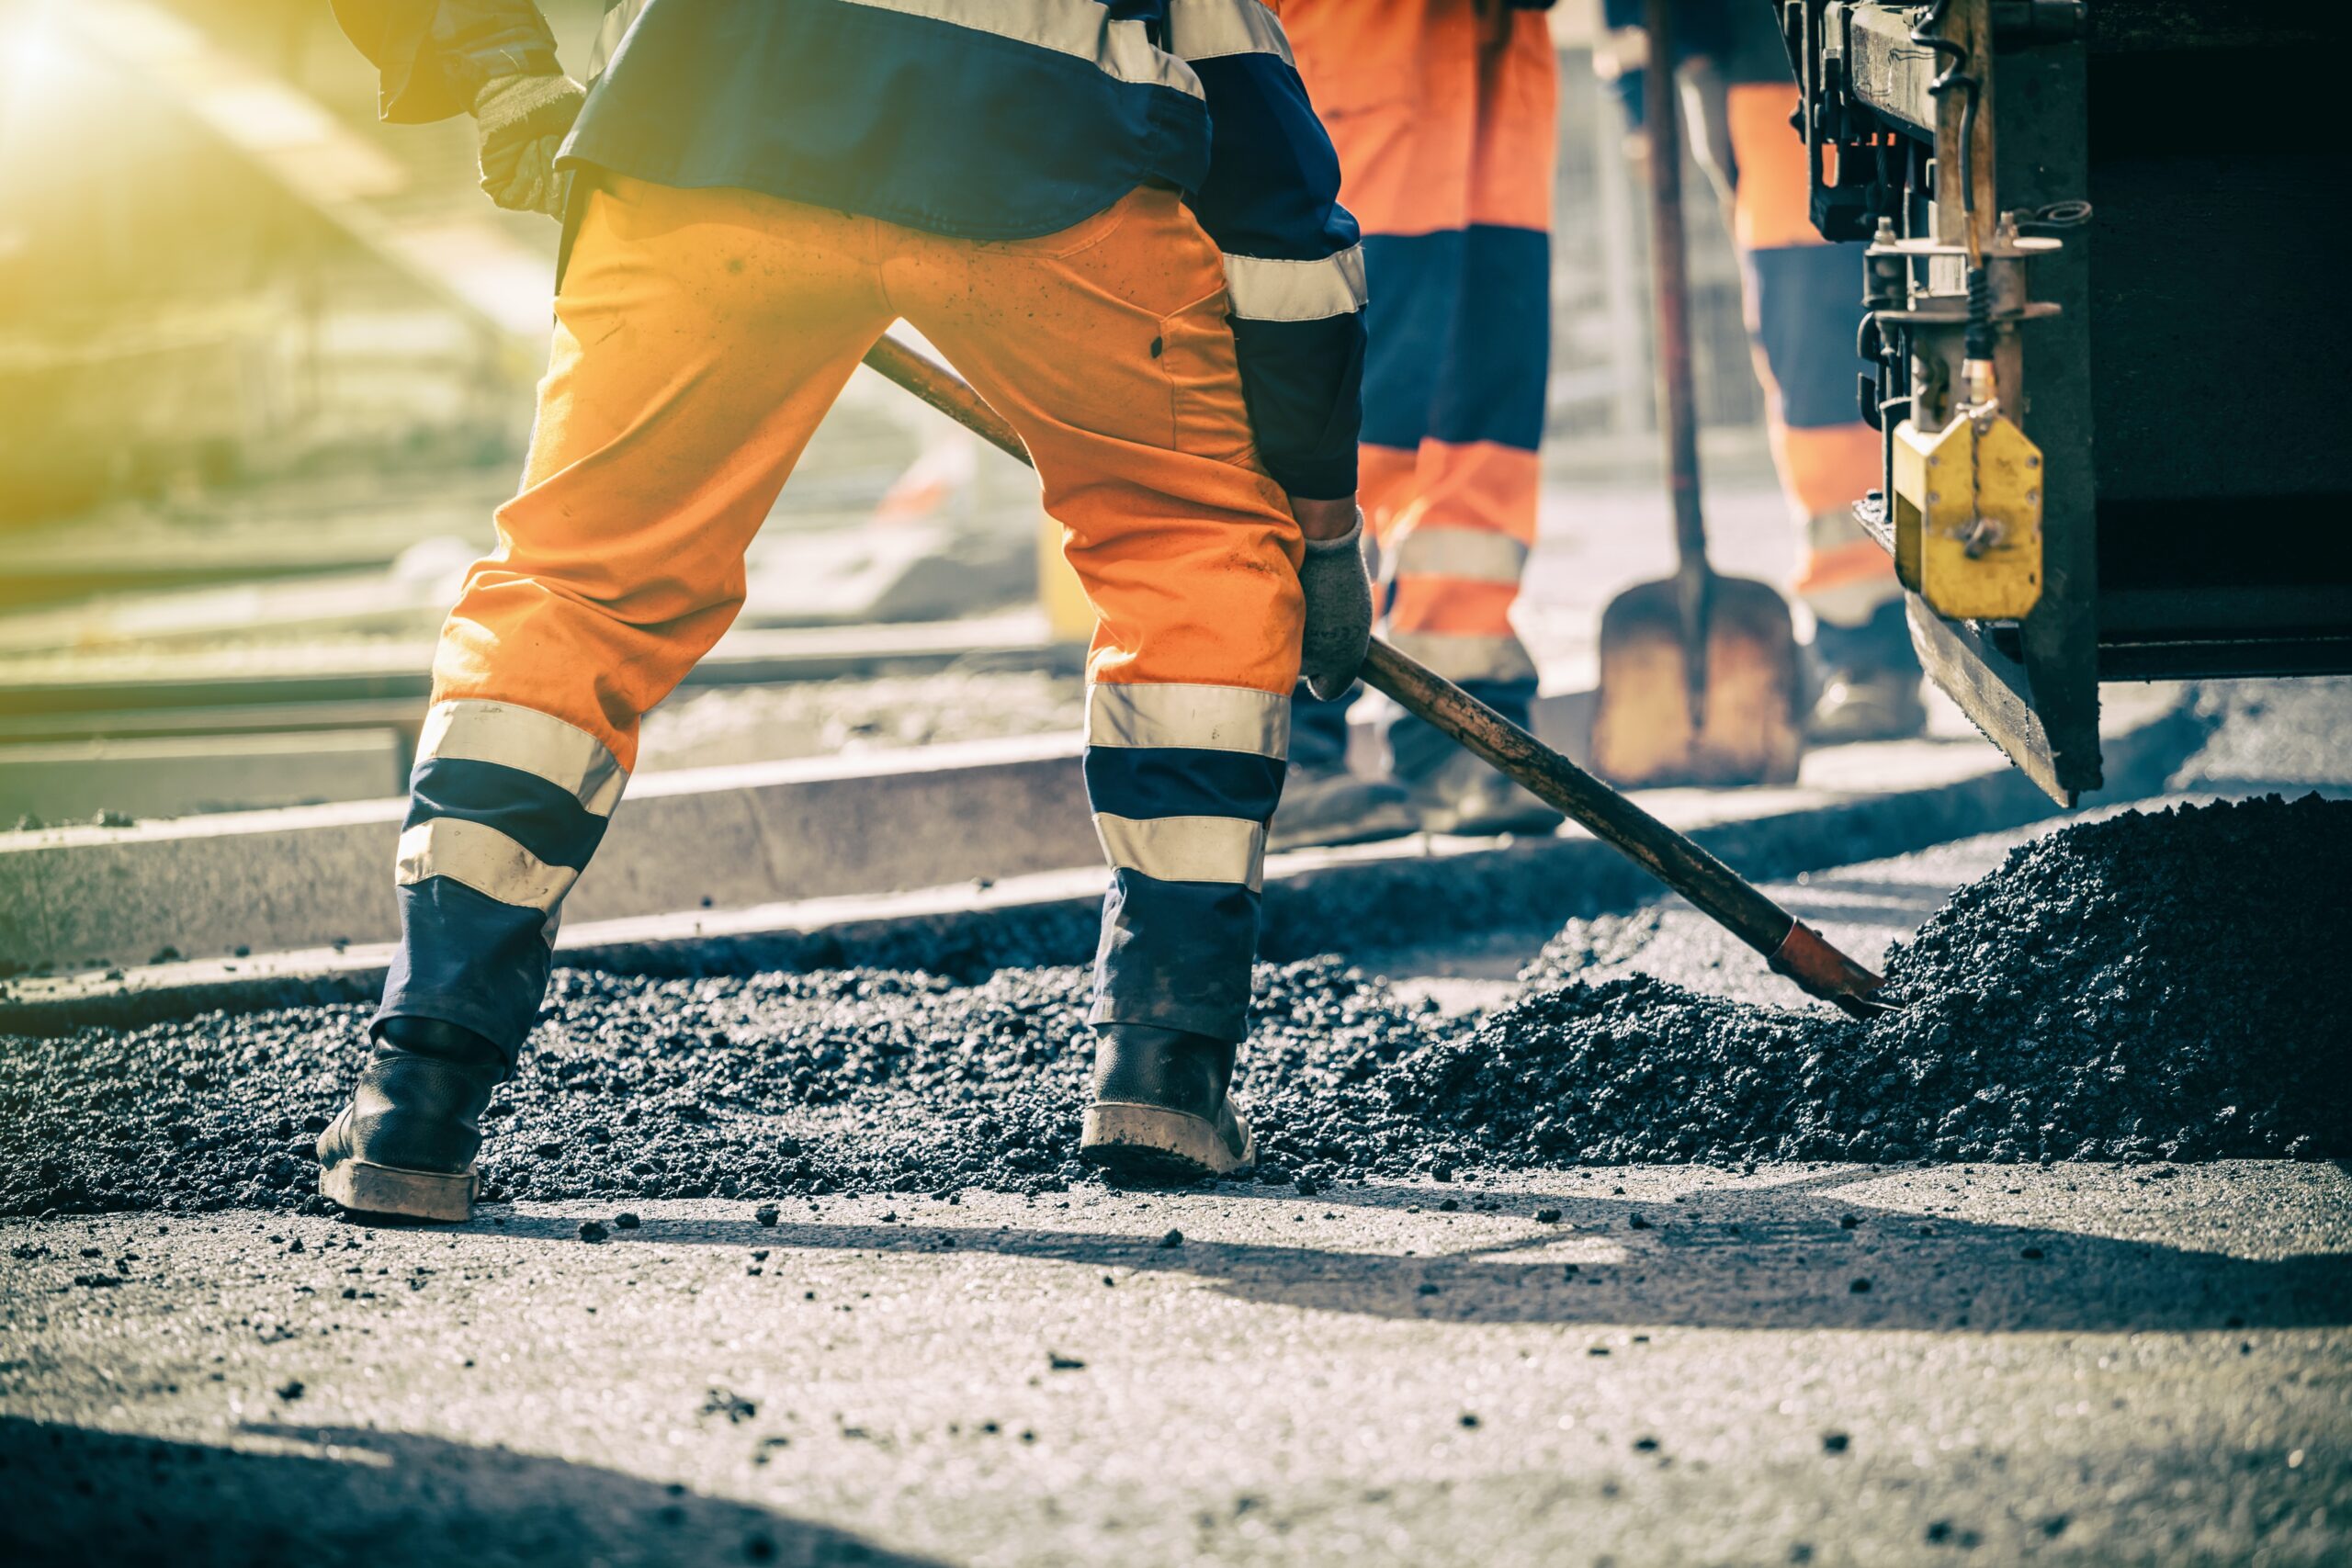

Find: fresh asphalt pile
[1480,791,2352,1166]
[4,795,2346,1215]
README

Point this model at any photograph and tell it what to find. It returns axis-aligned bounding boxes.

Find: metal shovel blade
[1589,572,1804,787]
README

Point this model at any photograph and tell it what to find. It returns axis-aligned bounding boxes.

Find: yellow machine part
[1889,413,2045,620]
[1037,508,1096,643]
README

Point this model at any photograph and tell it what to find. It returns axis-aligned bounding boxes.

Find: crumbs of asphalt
[3,794,2345,1216]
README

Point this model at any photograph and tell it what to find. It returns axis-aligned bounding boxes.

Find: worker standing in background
[1600,0,1926,740]
[314,0,1373,1215]
[1271,0,1570,849]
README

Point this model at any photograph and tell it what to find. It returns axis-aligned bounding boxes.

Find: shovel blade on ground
[1589,574,1804,787]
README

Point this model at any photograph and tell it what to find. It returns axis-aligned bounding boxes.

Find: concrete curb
[0,730,412,825]
[0,686,1600,976]
[1,733,1098,976]
[0,689,2201,1036]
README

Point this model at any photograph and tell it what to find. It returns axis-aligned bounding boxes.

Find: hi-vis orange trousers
[1283,0,1555,776]
[379,175,1304,1054]
[1721,81,1902,635]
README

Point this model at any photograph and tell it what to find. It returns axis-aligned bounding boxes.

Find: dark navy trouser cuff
[381,877,556,1064]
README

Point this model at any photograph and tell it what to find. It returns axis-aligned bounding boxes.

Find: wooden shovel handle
[1644,0,1710,583]
[859,336,1892,1018]
[1360,642,1888,1017]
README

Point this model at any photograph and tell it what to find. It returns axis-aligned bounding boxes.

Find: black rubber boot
[1807,665,1928,743]
[1807,602,1928,743]
[1271,680,1419,852]
[1268,762,1419,852]
[1080,1024,1256,1182]
[1406,750,1566,839]
[316,1016,505,1222]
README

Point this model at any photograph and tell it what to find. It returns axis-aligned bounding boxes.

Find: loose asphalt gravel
[4,794,2346,1218]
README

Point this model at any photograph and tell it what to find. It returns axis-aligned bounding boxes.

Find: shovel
[1588,0,1804,788]
[855,339,1890,1019]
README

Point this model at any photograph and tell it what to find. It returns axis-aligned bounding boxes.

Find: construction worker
[1269,0,1570,850]
[1601,0,1926,740]
[315,0,1372,1216]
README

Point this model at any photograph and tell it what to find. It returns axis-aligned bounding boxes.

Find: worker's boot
[1807,667,1928,743]
[1269,683,1418,852]
[1390,689,1563,837]
[1807,603,1928,744]
[1268,762,1419,852]
[316,1016,506,1223]
[1406,750,1565,838]
[1081,1024,1256,1182]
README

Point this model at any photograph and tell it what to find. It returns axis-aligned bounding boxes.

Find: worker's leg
[1721,80,1923,739]
[1273,0,1474,845]
[888,186,1301,1059]
[380,175,895,1058]
[1382,7,1560,829]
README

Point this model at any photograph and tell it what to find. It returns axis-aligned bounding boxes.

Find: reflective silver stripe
[586,0,649,82]
[1222,245,1367,323]
[415,700,627,818]
[1391,527,1531,586]
[1095,813,1267,890]
[1388,631,1540,686]
[837,0,1204,98]
[1166,0,1294,65]
[1086,682,1290,759]
[395,820,581,914]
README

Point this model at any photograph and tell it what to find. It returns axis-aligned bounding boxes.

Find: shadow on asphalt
[0,1416,936,1567]
[468,1173,2352,1335]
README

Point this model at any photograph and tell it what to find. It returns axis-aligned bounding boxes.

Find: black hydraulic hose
[1963,264,1994,364]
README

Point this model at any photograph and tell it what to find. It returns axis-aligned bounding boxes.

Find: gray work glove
[1296,511,1375,702]
[471,73,586,218]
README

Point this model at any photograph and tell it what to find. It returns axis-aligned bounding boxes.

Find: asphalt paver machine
[1775,0,2352,802]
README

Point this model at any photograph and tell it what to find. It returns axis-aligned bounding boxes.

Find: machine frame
[1776,0,2352,804]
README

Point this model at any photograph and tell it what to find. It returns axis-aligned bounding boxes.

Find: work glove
[1296,510,1375,703]
[471,72,586,218]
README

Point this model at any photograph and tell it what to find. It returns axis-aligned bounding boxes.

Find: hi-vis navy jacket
[332,0,1366,499]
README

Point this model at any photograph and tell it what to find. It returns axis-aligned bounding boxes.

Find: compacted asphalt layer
[6,1165,2347,1567]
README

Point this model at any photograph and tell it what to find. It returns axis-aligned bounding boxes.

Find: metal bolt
[2026,455,2041,468]
[2026,489,2040,503]
[1927,491,1942,505]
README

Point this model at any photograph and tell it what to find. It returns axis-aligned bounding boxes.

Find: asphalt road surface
[6,1165,2346,1567]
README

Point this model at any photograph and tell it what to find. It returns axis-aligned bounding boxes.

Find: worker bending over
[1601,0,1925,739]
[318,0,1371,1217]
[1271,0,1569,849]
